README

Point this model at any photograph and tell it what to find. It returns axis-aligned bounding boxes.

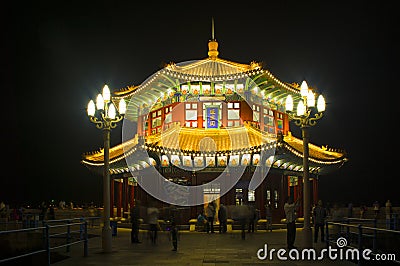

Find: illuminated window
[151,110,162,135]
[227,101,241,127]
[165,113,172,123]
[165,106,172,113]
[235,188,243,205]
[185,103,198,127]
[228,110,240,120]
[248,189,255,202]
[186,110,197,120]
[163,105,174,129]
[263,108,275,134]
[276,112,284,133]
[142,115,149,136]
[152,117,161,128]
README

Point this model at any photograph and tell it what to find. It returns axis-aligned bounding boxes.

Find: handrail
[326,221,400,266]
[329,222,360,228]
[0,226,45,234]
[0,217,99,265]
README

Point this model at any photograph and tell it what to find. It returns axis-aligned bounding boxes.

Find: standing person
[385,199,392,229]
[48,204,55,220]
[265,203,272,231]
[247,204,256,233]
[311,203,316,225]
[0,201,5,214]
[347,202,353,218]
[39,201,48,221]
[284,196,300,250]
[325,202,331,217]
[313,200,327,243]
[232,204,249,240]
[373,201,380,219]
[218,204,227,233]
[130,200,141,244]
[205,201,216,233]
[147,203,159,244]
[170,220,178,251]
[359,204,367,219]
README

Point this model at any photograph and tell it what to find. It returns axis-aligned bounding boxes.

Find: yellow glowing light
[297,100,306,116]
[96,94,104,110]
[119,99,126,114]
[317,95,326,112]
[300,80,308,97]
[307,90,315,107]
[108,103,116,119]
[285,95,293,112]
[87,100,95,116]
[103,84,111,101]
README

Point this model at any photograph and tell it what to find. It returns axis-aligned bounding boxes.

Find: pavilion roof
[111,39,304,122]
[81,124,347,176]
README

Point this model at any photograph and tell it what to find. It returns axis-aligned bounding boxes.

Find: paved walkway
[53,227,357,266]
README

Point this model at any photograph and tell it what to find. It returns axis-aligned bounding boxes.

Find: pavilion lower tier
[109,169,319,225]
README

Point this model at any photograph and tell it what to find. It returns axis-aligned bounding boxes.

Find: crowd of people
[2,197,398,252]
[0,200,101,224]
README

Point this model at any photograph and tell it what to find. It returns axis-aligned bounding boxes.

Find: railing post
[372,218,377,252]
[45,224,51,266]
[357,224,362,266]
[42,220,47,251]
[80,217,84,240]
[325,221,329,249]
[372,228,377,252]
[66,219,71,252]
[84,220,88,257]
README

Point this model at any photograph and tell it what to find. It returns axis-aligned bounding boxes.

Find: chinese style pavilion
[82,34,347,224]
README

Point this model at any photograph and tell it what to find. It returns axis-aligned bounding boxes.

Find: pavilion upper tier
[111,38,304,123]
[82,37,347,177]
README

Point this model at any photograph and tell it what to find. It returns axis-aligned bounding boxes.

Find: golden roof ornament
[208,17,219,59]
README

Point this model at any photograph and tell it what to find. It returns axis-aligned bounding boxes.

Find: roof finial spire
[211,17,215,40]
[208,17,219,59]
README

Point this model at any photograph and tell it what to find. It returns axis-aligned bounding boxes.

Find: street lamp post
[285,80,326,248]
[87,84,126,253]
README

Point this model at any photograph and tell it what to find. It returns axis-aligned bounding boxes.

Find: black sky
[3,1,399,207]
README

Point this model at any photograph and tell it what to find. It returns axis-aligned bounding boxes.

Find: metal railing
[0,216,101,265]
[326,219,400,265]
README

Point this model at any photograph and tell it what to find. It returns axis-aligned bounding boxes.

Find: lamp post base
[302,225,313,248]
[102,225,113,253]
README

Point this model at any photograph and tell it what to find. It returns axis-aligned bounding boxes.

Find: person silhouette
[147,203,159,244]
[313,200,327,243]
[284,196,300,249]
[130,200,141,244]
[205,201,216,233]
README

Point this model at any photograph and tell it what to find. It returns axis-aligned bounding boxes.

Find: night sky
[3,1,399,207]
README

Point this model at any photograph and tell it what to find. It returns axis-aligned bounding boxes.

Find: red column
[123,178,129,217]
[110,179,114,218]
[257,185,265,218]
[117,180,123,217]
[313,177,319,205]
[130,184,135,209]
[298,177,303,218]
[221,102,227,127]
